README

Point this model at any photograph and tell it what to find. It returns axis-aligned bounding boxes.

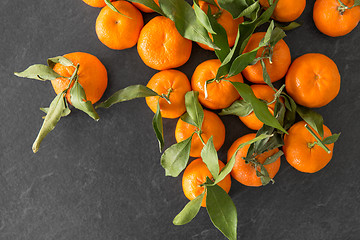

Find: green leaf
[275,22,302,31]
[104,0,132,18]
[47,56,74,69]
[269,27,286,47]
[263,150,283,165]
[70,80,99,121]
[260,59,275,90]
[153,101,164,152]
[353,0,360,7]
[283,107,296,130]
[296,105,324,138]
[180,112,197,127]
[217,0,258,19]
[173,191,205,225]
[227,50,258,77]
[240,1,261,19]
[219,99,253,117]
[193,1,216,35]
[274,100,285,126]
[230,82,287,134]
[201,136,219,179]
[206,184,237,240]
[281,92,297,112]
[255,132,284,155]
[40,106,71,118]
[260,20,274,46]
[130,0,164,15]
[160,135,193,177]
[14,64,62,81]
[216,0,279,79]
[159,0,218,49]
[260,175,272,186]
[322,133,341,145]
[185,91,204,129]
[32,92,66,153]
[207,8,231,61]
[96,85,158,109]
[214,133,272,185]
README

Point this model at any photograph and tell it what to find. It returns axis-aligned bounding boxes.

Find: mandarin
[182,158,231,207]
[96,1,144,50]
[83,0,113,8]
[137,16,192,70]
[242,32,291,84]
[227,133,281,187]
[51,52,108,104]
[239,85,276,130]
[191,59,243,110]
[146,70,191,119]
[175,110,225,158]
[283,121,334,173]
[313,0,360,37]
[259,0,306,22]
[196,0,244,51]
[285,53,341,108]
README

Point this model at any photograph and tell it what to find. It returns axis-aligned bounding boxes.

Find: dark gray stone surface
[1,0,360,239]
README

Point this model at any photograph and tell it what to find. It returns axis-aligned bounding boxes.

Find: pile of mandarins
[15,0,360,239]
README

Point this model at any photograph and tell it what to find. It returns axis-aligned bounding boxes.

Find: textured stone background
[1,0,359,239]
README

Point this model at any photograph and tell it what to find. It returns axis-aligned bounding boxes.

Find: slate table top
[1,0,360,239]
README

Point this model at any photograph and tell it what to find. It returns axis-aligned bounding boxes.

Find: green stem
[160,88,172,104]
[196,130,206,146]
[305,124,331,154]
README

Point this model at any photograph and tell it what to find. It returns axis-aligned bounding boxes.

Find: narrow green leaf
[161,135,193,177]
[207,8,230,61]
[216,0,279,79]
[230,82,287,134]
[269,27,286,47]
[14,64,62,81]
[219,99,253,117]
[153,101,164,152]
[217,0,257,19]
[104,0,131,18]
[173,191,205,225]
[96,85,158,109]
[47,56,74,69]
[263,150,283,165]
[228,50,258,77]
[255,132,284,155]
[353,0,360,7]
[283,107,296,130]
[281,92,297,112]
[130,0,164,15]
[40,106,71,117]
[201,136,219,179]
[260,59,275,90]
[260,175,272,185]
[322,133,341,145]
[159,0,218,49]
[260,20,274,46]
[214,133,272,185]
[70,80,99,121]
[206,184,237,240]
[180,112,197,127]
[193,1,216,34]
[297,105,324,138]
[275,22,302,31]
[185,91,204,129]
[32,92,66,153]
